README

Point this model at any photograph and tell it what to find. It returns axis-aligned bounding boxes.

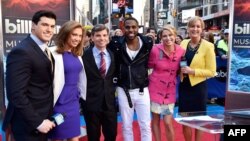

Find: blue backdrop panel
[207,57,227,98]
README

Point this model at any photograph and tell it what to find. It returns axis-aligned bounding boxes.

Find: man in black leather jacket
[109,17,153,141]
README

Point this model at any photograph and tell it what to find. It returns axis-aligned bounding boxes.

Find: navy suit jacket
[2,35,54,139]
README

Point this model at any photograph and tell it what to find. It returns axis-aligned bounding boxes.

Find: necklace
[188,45,199,52]
[188,40,201,52]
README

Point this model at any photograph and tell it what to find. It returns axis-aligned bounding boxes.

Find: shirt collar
[30,33,48,52]
[93,46,108,57]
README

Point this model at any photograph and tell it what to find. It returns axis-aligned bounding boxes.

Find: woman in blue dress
[49,21,87,141]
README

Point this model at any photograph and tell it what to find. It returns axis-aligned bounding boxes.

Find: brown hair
[91,24,109,36]
[204,32,214,43]
[187,16,205,29]
[55,21,85,56]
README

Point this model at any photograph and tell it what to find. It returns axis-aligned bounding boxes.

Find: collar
[30,33,48,52]
[92,46,108,57]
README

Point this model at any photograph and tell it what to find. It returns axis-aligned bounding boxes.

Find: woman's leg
[151,112,161,141]
[163,115,174,141]
[195,129,203,141]
[183,125,192,141]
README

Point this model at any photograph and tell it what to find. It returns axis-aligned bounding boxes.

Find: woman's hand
[181,66,195,75]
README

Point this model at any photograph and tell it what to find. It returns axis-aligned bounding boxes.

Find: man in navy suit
[82,24,117,141]
[2,10,56,141]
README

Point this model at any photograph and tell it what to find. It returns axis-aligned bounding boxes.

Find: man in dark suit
[82,24,117,141]
[2,10,56,141]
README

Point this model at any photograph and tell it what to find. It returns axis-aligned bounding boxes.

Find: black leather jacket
[109,34,153,90]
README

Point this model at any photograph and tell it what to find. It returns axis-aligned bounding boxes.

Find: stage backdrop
[1,0,72,56]
[226,0,250,109]
[207,57,227,99]
[0,2,73,140]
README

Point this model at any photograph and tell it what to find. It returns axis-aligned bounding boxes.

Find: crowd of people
[2,9,225,141]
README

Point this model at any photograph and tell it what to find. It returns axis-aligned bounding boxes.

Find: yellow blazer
[180,39,217,86]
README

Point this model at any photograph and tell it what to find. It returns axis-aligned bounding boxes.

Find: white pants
[117,87,152,141]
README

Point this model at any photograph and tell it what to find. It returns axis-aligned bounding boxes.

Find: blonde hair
[55,21,85,56]
[187,16,205,29]
[160,24,177,38]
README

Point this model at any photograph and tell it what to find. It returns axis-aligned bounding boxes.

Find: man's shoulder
[108,36,124,52]
[138,34,153,50]
[10,37,32,52]
[139,34,153,44]
[82,47,93,58]
[110,36,125,44]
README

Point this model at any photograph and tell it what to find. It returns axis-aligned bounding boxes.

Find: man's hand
[145,33,155,41]
[37,119,56,133]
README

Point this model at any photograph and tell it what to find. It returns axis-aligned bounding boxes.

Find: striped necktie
[45,47,53,72]
[99,52,106,78]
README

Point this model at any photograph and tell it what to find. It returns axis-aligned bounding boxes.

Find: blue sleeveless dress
[50,52,82,139]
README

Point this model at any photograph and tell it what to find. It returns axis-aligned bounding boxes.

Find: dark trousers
[84,110,117,141]
[10,116,48,141]
[12,133,47,141]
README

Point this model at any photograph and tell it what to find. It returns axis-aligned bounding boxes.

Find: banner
[112,0,133,14]
[1,0,71,56]
[207,57,227,98]
[228,0,250,93]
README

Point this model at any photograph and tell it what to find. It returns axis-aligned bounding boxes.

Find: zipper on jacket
[119,65,122,79]
[128,65,132,88]
[130,52,149,65]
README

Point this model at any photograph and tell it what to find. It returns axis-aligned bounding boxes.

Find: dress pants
[117,87,152,141]
[11,114,48,141]
[84,110,117,141]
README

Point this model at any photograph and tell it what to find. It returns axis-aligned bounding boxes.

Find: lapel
[49,47,65,105]
[120,38,133,62]
[51,54,55,78]
[189,39,204,68]
[28,36,53,78]
[106,48,114,76]
[85,48,102,78]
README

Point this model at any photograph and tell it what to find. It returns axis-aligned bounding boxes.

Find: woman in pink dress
[148,25,185,141]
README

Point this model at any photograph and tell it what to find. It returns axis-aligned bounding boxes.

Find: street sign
[157,11,168,19]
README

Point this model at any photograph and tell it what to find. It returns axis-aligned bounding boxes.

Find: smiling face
[187,16,205,40]
[65,27,83,50]
[188,20,203,39]
[91,29,109,51]
[124,19,139,40]
[161,27,176,48]
[32,16,56,43]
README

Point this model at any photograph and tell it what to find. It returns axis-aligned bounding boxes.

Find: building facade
[176,0,229,33]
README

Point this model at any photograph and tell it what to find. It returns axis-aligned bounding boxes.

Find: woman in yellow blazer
[178,16,217,141]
